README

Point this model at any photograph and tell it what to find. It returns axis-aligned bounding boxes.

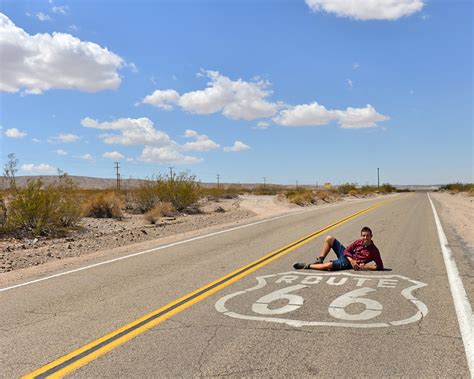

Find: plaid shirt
[343,239,384,270]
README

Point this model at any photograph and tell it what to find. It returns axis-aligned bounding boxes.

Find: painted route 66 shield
[215,271,428,328]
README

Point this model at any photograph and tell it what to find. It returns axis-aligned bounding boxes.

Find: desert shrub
[348,189,358,197]
[82,193,123,219]
[379,183,396,193]
[315,190,330,202]
[338,183,357,195]
[144,202,176,224]
[0,196,7,228]
[252,185,280,195]
[202,186,226,200]
[133,180,160,213]
[285,188,315,206]
[154,172,201,210]
[359,185,377,194]
[5,177,81,236]
[441,183,474,192]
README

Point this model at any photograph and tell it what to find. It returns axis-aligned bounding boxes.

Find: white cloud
[52,5,68,14]
[50,133,80,143]
[22,163,56,174]
[305,0,424,20]
[182,129,220,152]
[143,70,278,120]
[82,117,204,165]
[141,146,202,164]
[273,102,335,127]
[78,153,93,160]
[142,89,180,110]
[36,12,51,21]
[223,141,250,153]
[334,104,390,129]
[273,102,389,129]
[54,149,67,155]
[82,117,173,146]
[5,128,27,138]
[353,62,360,69]
[346,79,353,89]
[0,13,124,94]
[103,151,125,160]
[256,121,270,129]
[32,138,41,143]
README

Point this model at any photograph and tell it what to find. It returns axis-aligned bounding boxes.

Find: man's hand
[347,257,360,271]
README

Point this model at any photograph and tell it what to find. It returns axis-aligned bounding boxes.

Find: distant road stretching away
[1,193,470,377]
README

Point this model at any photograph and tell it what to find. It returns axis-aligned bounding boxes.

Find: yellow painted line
[23,200,387,378]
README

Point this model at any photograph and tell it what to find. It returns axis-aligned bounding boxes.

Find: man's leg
[315,235,335,263]
[293,235,335,270]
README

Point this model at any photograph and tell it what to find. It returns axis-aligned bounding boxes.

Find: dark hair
[361,226,373,236]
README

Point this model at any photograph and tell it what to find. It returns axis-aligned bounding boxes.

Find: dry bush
[144,202,176,224]
[315,190,330,201]
[252,185,280,195]
[82,193,123,219]
[285,189,315,206]
[348,189,358,197]
[4,177,81,237]
[338,183,357,195]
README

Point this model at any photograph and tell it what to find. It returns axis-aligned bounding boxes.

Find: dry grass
[144,202,176,224]
[81,193,124,219]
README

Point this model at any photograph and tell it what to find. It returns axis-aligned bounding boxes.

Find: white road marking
[215,271,428,328]
[0,198,378,293]
[428,193,473,375]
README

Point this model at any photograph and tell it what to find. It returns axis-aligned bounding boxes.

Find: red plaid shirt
[344,239,384,270]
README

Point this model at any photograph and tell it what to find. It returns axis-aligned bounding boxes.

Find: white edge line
[0,197,381,293]
[427,193,473,376]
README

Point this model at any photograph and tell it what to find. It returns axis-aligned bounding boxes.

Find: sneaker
[316,256,325,264]
[293,262,308,270]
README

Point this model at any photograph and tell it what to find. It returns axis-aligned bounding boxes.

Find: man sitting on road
[293,226,384,271]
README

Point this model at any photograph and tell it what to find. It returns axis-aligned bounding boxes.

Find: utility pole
[377,168,380,189]
[216,174,220,188]
[263,177,266,188]
[296,180,299,189]
[114,162,120,191]
[168,166,174,180]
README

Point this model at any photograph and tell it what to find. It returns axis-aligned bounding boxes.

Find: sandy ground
[0,192,471,286]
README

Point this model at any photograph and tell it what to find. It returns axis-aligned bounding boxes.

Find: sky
[0,0,472,186]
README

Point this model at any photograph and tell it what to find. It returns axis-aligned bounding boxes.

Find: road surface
[0,193,471,377]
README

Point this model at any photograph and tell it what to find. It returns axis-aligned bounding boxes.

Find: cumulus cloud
[82,117,204,165]
[49,133,80,143]
[82,117,173,146]
[142,89,180,110]
[36,12,51,22]
[22,163,56,174]
[305,0,424,20]
[334,104,389,128]
[143,70,278,120]
[223,141,250,153]
[54,149,67,155]
[0,13,124,94]
[140,146,203,164]
[5,128,27,138]
[103,151,125,160]
[273,102,335,127]
[273,103,389,129]
[256,121,270,129]
[52,6,68,15]
[78,153,93,161]
[182,129,220,152]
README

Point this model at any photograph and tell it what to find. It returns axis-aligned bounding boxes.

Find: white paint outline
[215,271,428,328]
[0,197,387,293]
[428,193,473,375]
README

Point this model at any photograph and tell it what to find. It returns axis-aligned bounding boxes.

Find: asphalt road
[0,193,471,378]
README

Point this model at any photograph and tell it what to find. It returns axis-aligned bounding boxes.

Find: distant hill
[0,175,146,190]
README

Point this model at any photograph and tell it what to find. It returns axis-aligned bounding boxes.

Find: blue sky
[0,0,472,185]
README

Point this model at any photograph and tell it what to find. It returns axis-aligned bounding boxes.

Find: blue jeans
[330,239,352,270]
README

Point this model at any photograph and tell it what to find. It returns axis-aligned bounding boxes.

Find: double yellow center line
[24,200,387,378]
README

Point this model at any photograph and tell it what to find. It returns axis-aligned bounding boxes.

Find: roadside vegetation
[0,154,400,238]
[440,183,474,196]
